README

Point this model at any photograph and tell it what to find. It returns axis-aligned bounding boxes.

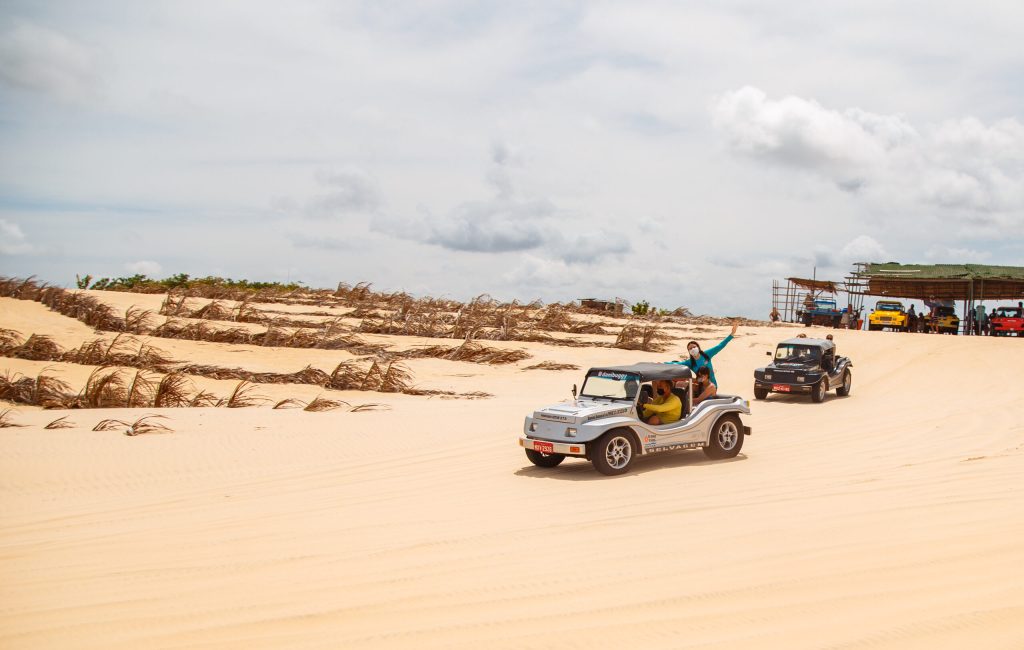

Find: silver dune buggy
[519,363,752,476]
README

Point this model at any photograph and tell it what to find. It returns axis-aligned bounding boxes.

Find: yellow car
[868,300,908,331]
[928,306,960,334]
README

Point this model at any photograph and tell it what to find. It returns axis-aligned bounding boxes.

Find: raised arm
[704,322,738,358]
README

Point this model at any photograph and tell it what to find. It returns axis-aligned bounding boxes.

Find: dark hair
[696,366,710,377]
[687,340,711,362]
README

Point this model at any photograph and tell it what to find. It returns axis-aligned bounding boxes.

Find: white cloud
[924,246,992,263]
[0,21,101,103]
[712,87,1024,229]
[305,169,382,218]
[0,219,33,254]
[840,235,888,263]
[125,260,162,276]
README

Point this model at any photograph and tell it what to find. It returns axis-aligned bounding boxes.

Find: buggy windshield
[996,307,1022,317]
[580,370,639,400]
[876,303,904,312]
[774,344,821,363]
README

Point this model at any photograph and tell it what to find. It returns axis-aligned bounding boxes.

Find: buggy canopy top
[586,362,693,381]
[778,338,836,351]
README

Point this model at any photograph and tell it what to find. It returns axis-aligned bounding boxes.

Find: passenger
[691,367,717,406]
[642,380,682,425]
[825,333,834,341]
[665,321,737,386]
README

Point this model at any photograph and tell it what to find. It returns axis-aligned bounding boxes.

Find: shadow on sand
[514,451,748,481]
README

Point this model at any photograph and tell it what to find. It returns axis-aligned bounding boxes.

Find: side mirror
[571,384,577,399]
[766,351,772,356]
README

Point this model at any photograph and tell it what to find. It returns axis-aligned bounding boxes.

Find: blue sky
[1,1,1022,316]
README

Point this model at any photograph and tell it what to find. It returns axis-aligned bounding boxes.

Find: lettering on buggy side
[647,442,702,454]
[537,413,572,422]
[596,371,630,380]
[587,408,627,422]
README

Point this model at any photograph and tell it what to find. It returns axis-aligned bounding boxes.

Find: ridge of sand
[2,295,1023,649]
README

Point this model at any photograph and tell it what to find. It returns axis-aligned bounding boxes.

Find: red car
[991,306,1024,336]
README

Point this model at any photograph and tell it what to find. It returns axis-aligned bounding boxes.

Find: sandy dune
[2,295,1023,649]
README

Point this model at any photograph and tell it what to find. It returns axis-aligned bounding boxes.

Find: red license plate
[534,441,554,454]
[772,384,790,392]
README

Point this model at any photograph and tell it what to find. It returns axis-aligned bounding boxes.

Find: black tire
[836,370,852,397]
[591,429,636,476]
[525,448,565,468]
[704,414,744,460]
[811,378,827,403]
[868,324,878,331]
[753,385,768,400]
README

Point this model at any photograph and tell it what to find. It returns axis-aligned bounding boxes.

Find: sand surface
[2,294,1023,649]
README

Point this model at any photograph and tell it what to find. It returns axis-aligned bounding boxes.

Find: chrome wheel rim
[605,436,632,469]
[844,373,851,392]
[717,421,739,450]
[817,381,826,399]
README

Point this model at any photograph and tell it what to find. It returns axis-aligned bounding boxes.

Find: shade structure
[855,263,1024,301]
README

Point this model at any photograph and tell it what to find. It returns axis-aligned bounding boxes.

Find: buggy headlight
[566,427,577,437]
[529,422,537,432]
[797,376,805,382]
[765,373,773,380]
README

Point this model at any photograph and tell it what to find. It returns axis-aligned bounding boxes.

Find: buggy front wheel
[591,429,636,476]
[811,378,827,403]
[525,449,565,468]
[704,415,744,459]
[836,370,852,397]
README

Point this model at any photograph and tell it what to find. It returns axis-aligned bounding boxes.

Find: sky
[1,0,1022,317]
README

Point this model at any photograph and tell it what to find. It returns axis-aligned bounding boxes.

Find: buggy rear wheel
[753,385,768,400]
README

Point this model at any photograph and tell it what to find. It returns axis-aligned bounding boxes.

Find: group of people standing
[640,322,738,425]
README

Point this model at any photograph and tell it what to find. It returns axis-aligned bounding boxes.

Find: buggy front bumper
[755,380,813,394]
[519,436,588,457]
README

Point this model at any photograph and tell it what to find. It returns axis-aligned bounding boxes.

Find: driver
[641,380,682,425]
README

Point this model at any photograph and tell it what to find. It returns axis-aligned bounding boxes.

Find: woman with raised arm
[666,321,737,386]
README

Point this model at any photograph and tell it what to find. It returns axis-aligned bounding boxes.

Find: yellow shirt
[642,392,682,424]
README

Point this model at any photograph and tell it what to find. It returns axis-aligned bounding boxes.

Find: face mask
[688,348,700,359]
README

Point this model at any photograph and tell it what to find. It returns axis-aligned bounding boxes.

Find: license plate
[772,384,790,392]
[534,441,554,454]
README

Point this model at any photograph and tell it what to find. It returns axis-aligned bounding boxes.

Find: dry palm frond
[0,408,26,428]
[221,380,265,408]
[125,369,157,407]
[159,293,190,316]
[125,415,172,436]
[0,328,24,354]
[304,395,347,411]
[80,367,128,408]
[124,306,155,333]
[152,372,192,408]
[34,370,74,408]
[192,300,233,321]
[379,362,412,393]
[44,416,75,429]
[361,361,385,391]
[348,403,388,412]
[188,389,218,408]
[328,360,364,390]
[93,418,131,431]
[273,398,306,409]
[0,371,33,403]
[11,334,62,361]
[613,324,669,352]
[522,361,580,371]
